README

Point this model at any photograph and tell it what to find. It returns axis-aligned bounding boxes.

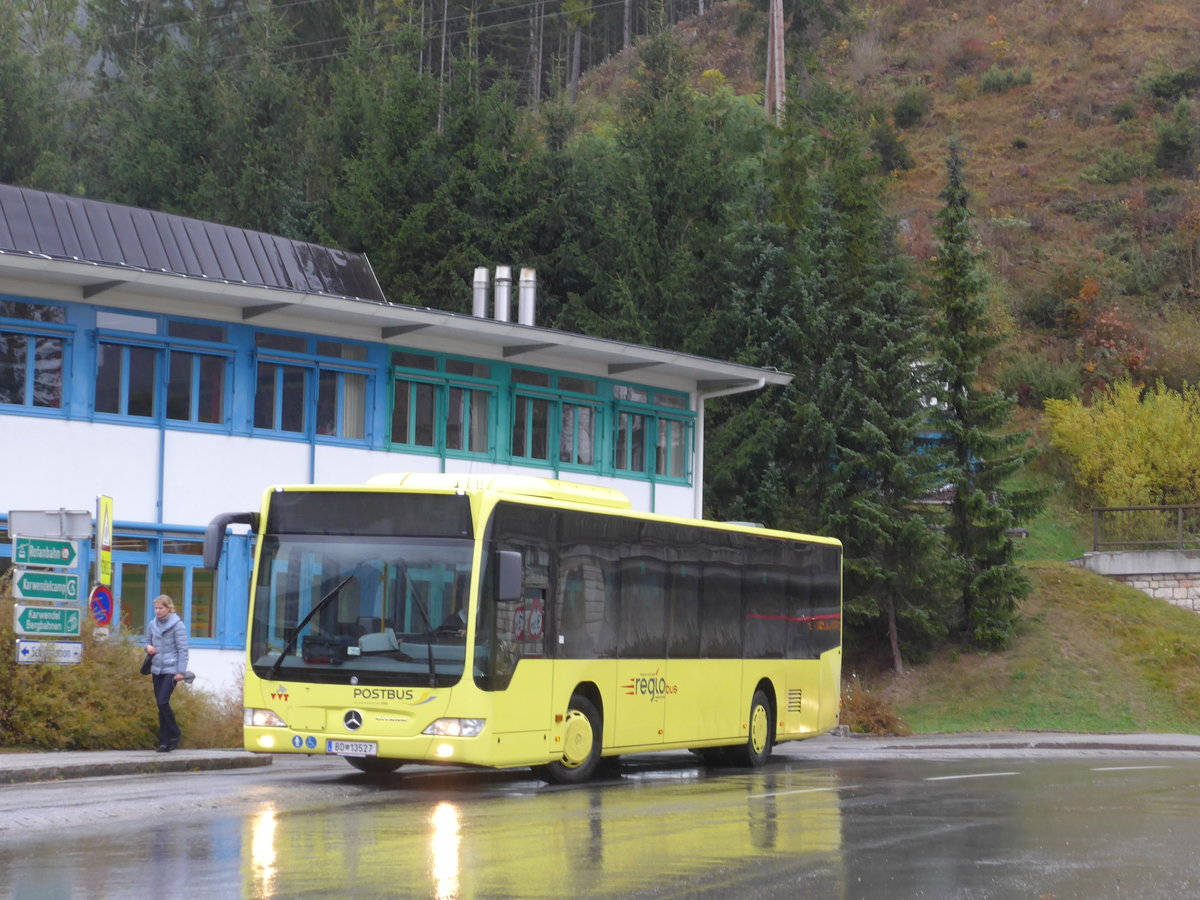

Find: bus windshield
[250,534,477,687]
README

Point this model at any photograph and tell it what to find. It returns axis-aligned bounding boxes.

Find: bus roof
[363,472,634,510]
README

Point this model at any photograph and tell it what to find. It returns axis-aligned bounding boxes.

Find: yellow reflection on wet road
[249,803,278,898]
[429,802,462,900]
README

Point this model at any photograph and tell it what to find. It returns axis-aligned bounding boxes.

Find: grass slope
[871,561,1200,734]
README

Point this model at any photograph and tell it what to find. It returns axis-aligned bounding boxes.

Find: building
[0,183,791,692]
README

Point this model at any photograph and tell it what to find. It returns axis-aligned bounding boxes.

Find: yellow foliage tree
[1045,380,1200,507]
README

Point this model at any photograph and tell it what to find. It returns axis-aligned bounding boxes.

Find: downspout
[694,378,766,520]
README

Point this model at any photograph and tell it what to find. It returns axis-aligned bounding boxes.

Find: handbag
[140,653,153,676]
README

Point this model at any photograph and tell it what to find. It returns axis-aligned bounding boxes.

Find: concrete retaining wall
[1076,550,1200,614]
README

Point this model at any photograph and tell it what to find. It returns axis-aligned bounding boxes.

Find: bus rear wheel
[346,756,404,774]
[537,694,602,784]
[734,690,774,768]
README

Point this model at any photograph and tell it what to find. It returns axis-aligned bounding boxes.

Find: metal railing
[1092,505,1200,551]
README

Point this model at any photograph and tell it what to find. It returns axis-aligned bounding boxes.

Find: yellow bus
[204,473,842,783]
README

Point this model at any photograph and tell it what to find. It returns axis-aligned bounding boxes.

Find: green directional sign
[13,536,79,568]
[12,568,80,602]
[14,604,82,637]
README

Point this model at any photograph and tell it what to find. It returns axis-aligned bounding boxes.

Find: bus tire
[734,690,774,768]
[537,694,602,784]
[346,757,404,774]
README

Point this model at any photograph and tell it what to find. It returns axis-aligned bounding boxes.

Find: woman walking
[145,594,188,752]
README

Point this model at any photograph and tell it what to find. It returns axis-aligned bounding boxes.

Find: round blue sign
[89,584,114,627]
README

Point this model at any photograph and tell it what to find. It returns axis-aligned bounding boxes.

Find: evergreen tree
[928,138,1043,648]
[708,88,951,672]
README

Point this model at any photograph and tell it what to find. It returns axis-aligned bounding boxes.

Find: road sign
[12,568,80,602]
[16,639,83,666]
[14,604,82,637]
[13,536,79,568]
[96,495,113,586]
[89,584,114,627]
[7,509,92,539]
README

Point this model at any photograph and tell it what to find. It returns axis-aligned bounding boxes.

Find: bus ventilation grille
[787,689,803,714]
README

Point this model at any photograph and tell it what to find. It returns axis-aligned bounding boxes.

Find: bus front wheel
[537,695,602,784]
[346,756,403,774]
[734,690,774,768]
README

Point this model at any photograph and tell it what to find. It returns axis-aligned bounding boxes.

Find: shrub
[0,579,241,749]
[1144,63,1200,104]
[999,353,1082,408]
[892,86,931,128]
[1046,380,1200,507]
[1082,148,1150,185]
[1110,100,1137,123]
[1154,99,1200,175]
[980,65,1033,94]
[840,675,911,736]
[1012,136,1029,150]
[869,113,914,172]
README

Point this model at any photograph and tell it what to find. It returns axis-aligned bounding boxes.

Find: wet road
[4,745,1200,899]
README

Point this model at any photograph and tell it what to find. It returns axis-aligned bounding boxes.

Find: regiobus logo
[622,670,678,702]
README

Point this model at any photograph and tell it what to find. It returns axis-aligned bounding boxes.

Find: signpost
[12,568,80,602]
[15,639,83,666]
[14,604,82,637]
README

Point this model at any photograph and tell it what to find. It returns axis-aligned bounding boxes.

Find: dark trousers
[152,673,181,746]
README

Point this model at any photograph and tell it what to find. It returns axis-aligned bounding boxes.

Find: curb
[0,752,272,786]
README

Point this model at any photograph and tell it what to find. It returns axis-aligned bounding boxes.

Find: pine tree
[928,138,1044,648]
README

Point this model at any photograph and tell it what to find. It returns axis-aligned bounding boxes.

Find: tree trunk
[887,597,904,676]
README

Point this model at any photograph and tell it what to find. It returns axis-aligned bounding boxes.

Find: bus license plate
[326,740,377,757]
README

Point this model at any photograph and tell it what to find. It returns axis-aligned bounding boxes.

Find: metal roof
[0,183,385,302]
[0,183,791,392]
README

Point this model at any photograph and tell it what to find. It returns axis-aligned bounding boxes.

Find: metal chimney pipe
[493,266,512,322]
[472,267,489,318]
[518,268,537,326]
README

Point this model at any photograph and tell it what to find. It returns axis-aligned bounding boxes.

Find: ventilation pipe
[493,266,512,322]
[472,267,489,318]
[518,268,537,326]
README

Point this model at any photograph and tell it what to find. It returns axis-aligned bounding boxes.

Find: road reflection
[228,765,844,898]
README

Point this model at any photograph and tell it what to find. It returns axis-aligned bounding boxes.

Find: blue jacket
[147,613,189,676]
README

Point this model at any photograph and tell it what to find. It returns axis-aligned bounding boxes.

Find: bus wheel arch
[536,686,603,784]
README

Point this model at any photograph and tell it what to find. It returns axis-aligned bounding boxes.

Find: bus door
[612,555,667,748]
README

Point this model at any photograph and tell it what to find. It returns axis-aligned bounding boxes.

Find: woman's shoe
[156,744,170,752]
[166,739,180,752]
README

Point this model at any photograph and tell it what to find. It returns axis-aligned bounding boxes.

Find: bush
[1154,99,1200,175]
[869,111,914,172]
[1144,63,1200,104]
[1082,148,1150,185]
[1110,100,1137,123]
[840,675,911,736]
[999,353,1082,408]
[0,578,241,749]
[892,86,931,128]
[980,65,1033,94]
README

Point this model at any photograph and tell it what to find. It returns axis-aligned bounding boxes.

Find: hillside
[853,561,1200,734]
[584,0,1200,394]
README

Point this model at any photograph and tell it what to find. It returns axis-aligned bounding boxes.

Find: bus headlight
[244,708,288,728]
[423,718,485,737]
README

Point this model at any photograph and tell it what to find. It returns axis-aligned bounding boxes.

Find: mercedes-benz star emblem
[344,710,363,731]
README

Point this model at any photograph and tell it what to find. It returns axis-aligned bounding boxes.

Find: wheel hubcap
[561,708,594,768]
[749,704,768,755]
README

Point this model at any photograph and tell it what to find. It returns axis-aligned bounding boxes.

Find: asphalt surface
[4,731,1200,785]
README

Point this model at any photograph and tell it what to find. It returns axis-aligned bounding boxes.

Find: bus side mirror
[203,512,259,569]
[495,550,523,602]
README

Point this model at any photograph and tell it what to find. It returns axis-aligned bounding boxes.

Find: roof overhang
[0,251,793,392]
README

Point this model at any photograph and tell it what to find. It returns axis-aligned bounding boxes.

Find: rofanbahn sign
[13,536,80,568]
[12,568,80,601]
[14,604,82,637]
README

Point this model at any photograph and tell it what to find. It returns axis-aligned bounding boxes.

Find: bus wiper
[269,573,355,679]
[397,560,439,687]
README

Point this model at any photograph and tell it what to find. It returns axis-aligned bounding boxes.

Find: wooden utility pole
[764,0,785,124]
